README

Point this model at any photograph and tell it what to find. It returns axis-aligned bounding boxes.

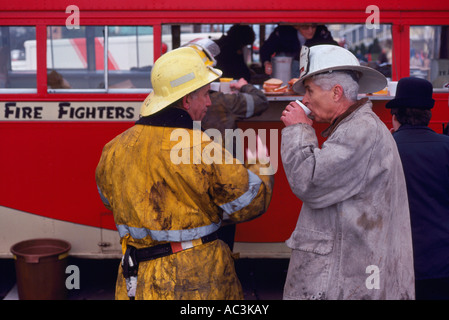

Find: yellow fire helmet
[140,46,222,117]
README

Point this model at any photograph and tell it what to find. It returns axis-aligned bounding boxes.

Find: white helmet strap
[299,46,310,78]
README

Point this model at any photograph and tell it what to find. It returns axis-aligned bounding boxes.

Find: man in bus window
[261,24,338,78]
[387,77,449,300]
[280,45,415,300]
[214,24,256,82]
[95,46,273,300]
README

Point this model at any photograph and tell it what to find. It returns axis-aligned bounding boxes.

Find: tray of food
[262,78,299,95]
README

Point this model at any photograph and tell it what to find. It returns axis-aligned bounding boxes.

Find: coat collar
[135,107,196,129]
[395,124,434,133]
[321,97,370,138]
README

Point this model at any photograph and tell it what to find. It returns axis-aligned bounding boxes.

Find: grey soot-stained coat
[281,98,415,300]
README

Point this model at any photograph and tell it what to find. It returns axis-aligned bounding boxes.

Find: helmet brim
[292,65,387,95]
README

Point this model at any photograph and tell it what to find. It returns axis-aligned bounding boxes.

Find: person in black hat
[214,24,255,82]
[387,77,449,300]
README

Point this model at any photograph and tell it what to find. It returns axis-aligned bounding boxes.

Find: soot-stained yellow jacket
[95,107,273,300]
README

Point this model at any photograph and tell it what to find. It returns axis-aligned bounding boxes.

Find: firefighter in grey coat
[280,45,415,300]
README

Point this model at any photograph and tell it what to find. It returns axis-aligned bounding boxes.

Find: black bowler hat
[386,77,435,109]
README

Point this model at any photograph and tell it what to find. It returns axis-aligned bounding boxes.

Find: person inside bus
[184,38,270,252]
[95,46,273,300]
[205,77,269,156]
[185,39,269,144]
[47,70,71,89]
[205,77,270,251]
[214,24,255,82]
[387,77,449,300]
[260,23,338,78]
[280,45,415,299]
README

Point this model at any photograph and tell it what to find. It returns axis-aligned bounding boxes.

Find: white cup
[295,100,311,116]
[388,81,398,96]
[220,82,231,94]
[210,82,220,92]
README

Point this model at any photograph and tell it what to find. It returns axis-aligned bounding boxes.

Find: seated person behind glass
[260,24,337,78]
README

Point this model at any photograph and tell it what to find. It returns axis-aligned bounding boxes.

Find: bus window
[47,26,153,93]
[410,26,449,91]
[47,26,105,91]
[163,23,392,86]
[107,26,153,91]
[0,26,37,91]
[258,23,392,81]
[162,24,263,83]
[161,24,224,52]
[332,24,392,80]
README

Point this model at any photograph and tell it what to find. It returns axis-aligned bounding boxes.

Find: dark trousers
[415,277,449,300]
[217,224,236,252]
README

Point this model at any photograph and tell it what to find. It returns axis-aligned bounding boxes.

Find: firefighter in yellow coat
[95,46,274,300]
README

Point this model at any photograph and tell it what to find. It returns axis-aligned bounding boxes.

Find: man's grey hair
[311,71,360,102]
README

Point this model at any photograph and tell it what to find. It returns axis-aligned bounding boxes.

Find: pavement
[1,257,289,300]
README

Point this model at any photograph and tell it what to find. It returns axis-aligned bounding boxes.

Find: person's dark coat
[214,25,255,82]
[260,25,338,65]
[393,124,449,280]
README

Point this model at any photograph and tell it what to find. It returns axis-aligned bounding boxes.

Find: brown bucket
[10,238,71,300]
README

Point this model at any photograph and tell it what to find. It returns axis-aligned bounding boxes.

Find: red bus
[1,0,448,258]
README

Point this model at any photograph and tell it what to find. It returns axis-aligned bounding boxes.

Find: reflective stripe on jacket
[204,83,269,138]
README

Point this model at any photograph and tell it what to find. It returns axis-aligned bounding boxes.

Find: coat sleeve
[280,119,378,209]
[223,84,269,120]
[95,138,117,212]
[260,30,281,64]
[208,145,274,223]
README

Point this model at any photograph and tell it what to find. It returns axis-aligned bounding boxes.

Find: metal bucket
[271,56,293,85]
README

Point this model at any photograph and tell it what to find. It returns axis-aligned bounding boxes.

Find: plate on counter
[263,90,286,95]
[263,90,298,96]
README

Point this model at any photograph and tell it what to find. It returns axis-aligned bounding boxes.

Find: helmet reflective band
[170,72,195,89]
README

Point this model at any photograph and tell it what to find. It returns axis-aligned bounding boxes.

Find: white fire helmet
[293,45,387,95]
[182,38,220,67]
